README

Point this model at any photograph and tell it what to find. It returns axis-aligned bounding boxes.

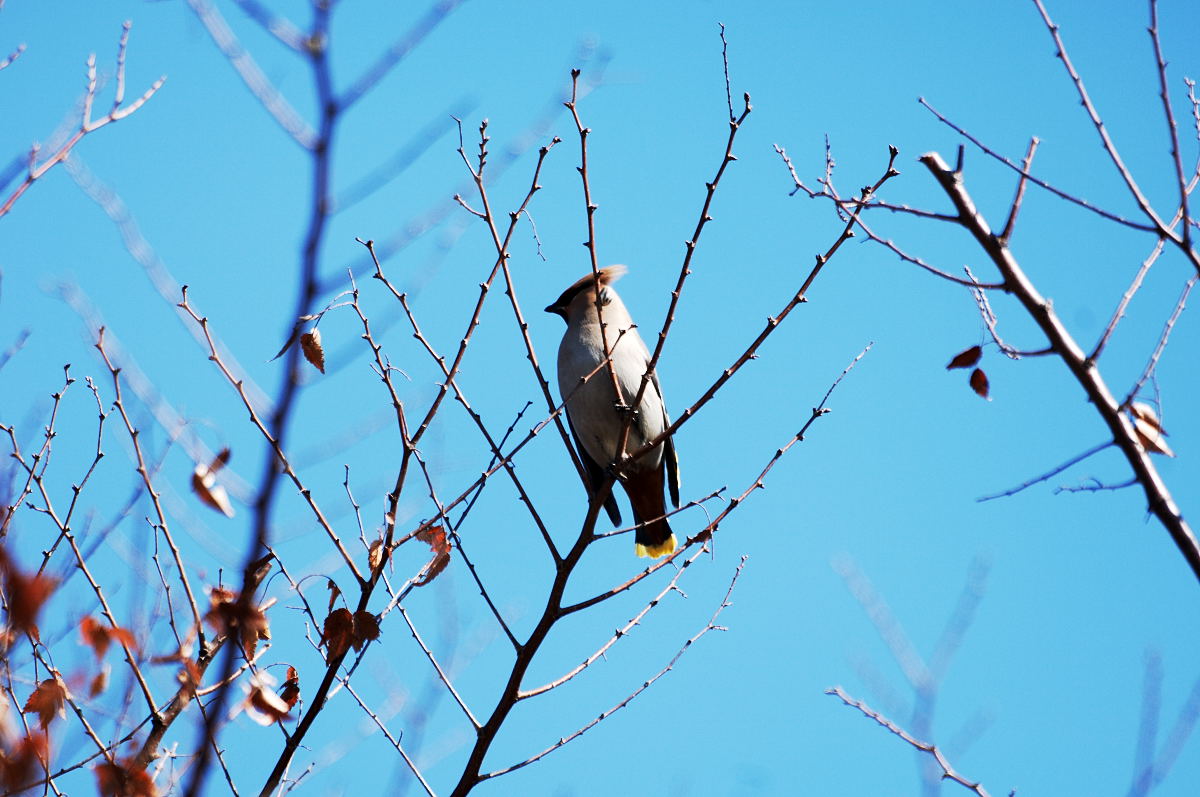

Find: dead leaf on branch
[242,672,292,726]
[946,345,982,370]
[353,610,380,645]
[321,608,354,660]
[23,676,67,730]
[204,586,269,658]
[368,537,387,574]
[320,608,381,661]
[1130,401,1175,457]
[89,664,110,698]
[300,328,325,373]
[969,368,990,400]
[279,665,300,710]
[95,757,157,797]
[80,615,136,659]
[326,578,342,614]
[414,525,451,587]
[191,447,234,517]
[0,550,56,636]
[1,733,48,792]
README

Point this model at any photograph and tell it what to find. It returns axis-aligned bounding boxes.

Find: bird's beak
[544,303,563,317]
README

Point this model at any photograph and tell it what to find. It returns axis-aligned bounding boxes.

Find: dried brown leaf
[946,345,982,370]
[4,569,56,636]
[367,538,386,574]
[95,757,157,796]
[969,368,990,400]
[279,666,300,710]
[321,607,355,661]
[89,665,110,698]
[300,329,325,373]
[1,733,47,792]
[80,616,136,659]
[1132,404,1175,457]
[352,610,380,650]
[271,323,303,362]
[204,587,269,658]
[191,456,234,518]
[326,578,342,614]
[414,525,451,587]
[23,676,67,730]
[244,677,291,726]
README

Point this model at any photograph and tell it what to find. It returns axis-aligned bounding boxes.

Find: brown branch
[1148,0,1190,250]
[919,97,1156,232]
[998,137,1039,244]
[568,344,869,617]
[1030,0,1166,231]
[628,151,897,465]
[774,144,1004,290]
[619,82,754,466]
[1091,237,1167,362]
[827,686,994,797]
[177,288,363,583]
[480,555,746,781]
[95,329,205,648]
[1124,275,1197,405]
[919,150,1200,583]
[0,22,164,218]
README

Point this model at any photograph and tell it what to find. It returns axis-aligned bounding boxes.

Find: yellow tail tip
[635,534,677,559]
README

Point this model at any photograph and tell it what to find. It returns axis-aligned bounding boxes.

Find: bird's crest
[545,265,627,316]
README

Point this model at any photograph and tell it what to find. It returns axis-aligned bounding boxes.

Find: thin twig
[827,686,993,797]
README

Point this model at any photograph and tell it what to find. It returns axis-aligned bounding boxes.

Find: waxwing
[545,266,681,558]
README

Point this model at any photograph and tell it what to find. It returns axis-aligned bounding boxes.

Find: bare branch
[827,686,994,797]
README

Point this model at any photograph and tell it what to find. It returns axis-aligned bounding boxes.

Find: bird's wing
[566,412,622,525]
[651,370,681,509]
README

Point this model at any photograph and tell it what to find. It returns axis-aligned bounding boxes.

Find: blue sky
[3,1,1200,794]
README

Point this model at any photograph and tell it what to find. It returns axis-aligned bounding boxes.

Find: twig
[0,22,164,217]
[827,686,994,797]
[480,556,746,781]
[918,97,1155,233]
[919,150,1200,583]
[977,440,1113,502]
[1124,275,1197,405]
[998,137,1039,244]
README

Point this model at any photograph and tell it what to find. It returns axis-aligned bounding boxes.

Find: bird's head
[544,265,628,321]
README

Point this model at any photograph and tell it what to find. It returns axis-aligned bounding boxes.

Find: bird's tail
[634,517,676,559]
[625,464,676,558]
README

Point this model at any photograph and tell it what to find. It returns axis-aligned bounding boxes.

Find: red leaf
[969,368,990,399]
[946,345,982,370]
[23,677,67,730]
[89,666,110,698]
[300,329,325,373]
[80,616,135,659]
[204,587,268,658]
[321,608,355,661]
[95,758,157,796]
[245,678,291,726]
[326,579,342,614]
[352,610,380,650]
[414,525,451,587]
[0,551,57,635]
[1,733,47,792]
[279,666,300,710]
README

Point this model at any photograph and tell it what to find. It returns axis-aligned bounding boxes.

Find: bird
[545,265,681,558]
